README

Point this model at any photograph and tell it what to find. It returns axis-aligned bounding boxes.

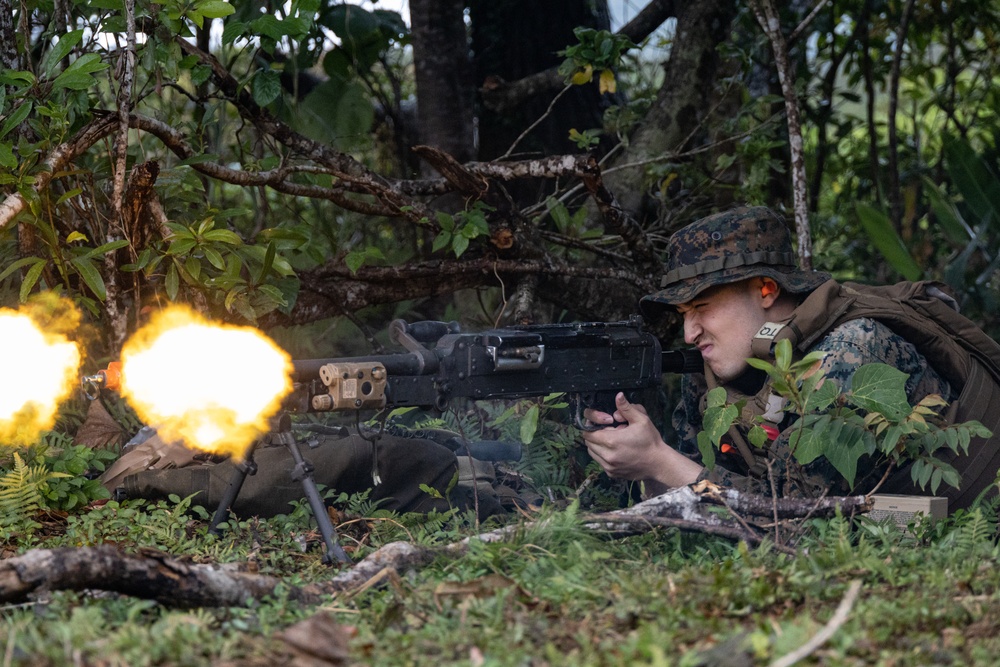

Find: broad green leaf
[746,357,788,384]
[748,424,767,447]
[802,378,839,413]
[922,176,973,244]
[51,54,109,91]
[40,30,84,77]
[547,199,571,232]
[166,262,179,300]
[252,69,282,107]
[0,142,16,169]
[520,404,539,444]
[0,257,42,284]
[705,386,728,409]
[344,250,366,274]
[70,257,107,300]
[696,432,716,470]
[16,260,47,301]
[298,80,374,148]
[256,243,275,284]
[944,136,1000,228]
[849,363,911,421]
[168,237,197,255]
[774,338,792,370]
[452,234,470,257]
[196,0,235,19]
[184,255,202,280]
[855,203,922,281]
[203,246,225,270]
[789,414,829,465]
[432,231,452,253]
[0,101,32,140]
[238,245,293,276]
[436,211,455,232]
[818,418,872,487]
[250,15,287,41]
[702,403,738,448]
[256,284,287,306]
[201,229,243,245]
[56,188,84,206]
[221,20,247,45]
[83,239,129,259]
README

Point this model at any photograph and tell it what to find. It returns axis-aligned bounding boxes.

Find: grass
[0,493,998,666]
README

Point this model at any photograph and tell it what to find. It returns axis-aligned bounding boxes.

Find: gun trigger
[573,395,600,432]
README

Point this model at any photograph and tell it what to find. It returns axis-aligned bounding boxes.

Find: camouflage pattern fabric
[673,317,954,498]
[640,206,831,314]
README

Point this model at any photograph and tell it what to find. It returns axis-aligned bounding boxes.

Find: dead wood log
[0,484,870,607]
[0,545,325,607]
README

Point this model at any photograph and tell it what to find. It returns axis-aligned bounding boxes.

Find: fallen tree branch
[0,484,870,607]
[0,545,325,607]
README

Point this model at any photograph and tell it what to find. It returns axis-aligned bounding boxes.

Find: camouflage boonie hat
[640,206,830,313]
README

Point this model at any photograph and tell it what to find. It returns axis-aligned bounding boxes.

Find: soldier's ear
[760,279,779,299]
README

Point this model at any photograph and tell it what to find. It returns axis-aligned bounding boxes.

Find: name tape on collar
[755,322,786,340]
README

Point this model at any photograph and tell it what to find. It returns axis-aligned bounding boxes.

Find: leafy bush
[699,339,992,494]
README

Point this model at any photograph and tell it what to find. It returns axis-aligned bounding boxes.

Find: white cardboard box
[869,494,948,525]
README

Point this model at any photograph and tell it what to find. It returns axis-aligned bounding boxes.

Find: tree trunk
[409,0,477,169]
[605,0,739,227]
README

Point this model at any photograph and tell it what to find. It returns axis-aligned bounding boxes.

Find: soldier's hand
[581,393,703,488]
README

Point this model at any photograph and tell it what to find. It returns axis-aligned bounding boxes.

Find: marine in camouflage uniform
[641,207,953,499]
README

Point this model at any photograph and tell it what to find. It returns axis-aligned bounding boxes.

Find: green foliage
[431,202,493,258]
[122,215,298,322]
[33,439,116,511]
[704,339,996,493]
[696,386,738,471]
[558,27,637,92]
[855,203,924,281]
[0,453,67,534]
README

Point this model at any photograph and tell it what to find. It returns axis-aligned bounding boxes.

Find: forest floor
[0,491,998,666]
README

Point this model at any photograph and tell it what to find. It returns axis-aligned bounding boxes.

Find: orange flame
[0,308,81,445]
[119,306,293,459]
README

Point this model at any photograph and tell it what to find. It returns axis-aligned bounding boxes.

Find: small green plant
[124,215,297,323]
[703,339,993,494]
[431,202,493,258]
[557,28,637,94]
[0,452,69,534]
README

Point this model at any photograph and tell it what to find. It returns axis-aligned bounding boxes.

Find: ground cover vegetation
[2,0,1000,663]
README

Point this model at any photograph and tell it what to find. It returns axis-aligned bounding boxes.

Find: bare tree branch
[0,115,118,230]
[751,0,815,269]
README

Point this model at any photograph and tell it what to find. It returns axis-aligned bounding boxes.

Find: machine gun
[285,315,703,425]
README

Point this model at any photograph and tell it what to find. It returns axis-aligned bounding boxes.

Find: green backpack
[751,279,1000,510]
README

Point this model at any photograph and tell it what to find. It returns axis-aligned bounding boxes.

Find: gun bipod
[208,413,352,565]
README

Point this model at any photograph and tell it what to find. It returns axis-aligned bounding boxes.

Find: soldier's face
[677,280,769,382]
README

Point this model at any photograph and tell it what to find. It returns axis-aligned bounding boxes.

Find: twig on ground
[768,579,862,667]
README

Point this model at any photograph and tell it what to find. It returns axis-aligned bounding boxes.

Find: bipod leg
[282,432,352,565]
[209,441,259,536]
